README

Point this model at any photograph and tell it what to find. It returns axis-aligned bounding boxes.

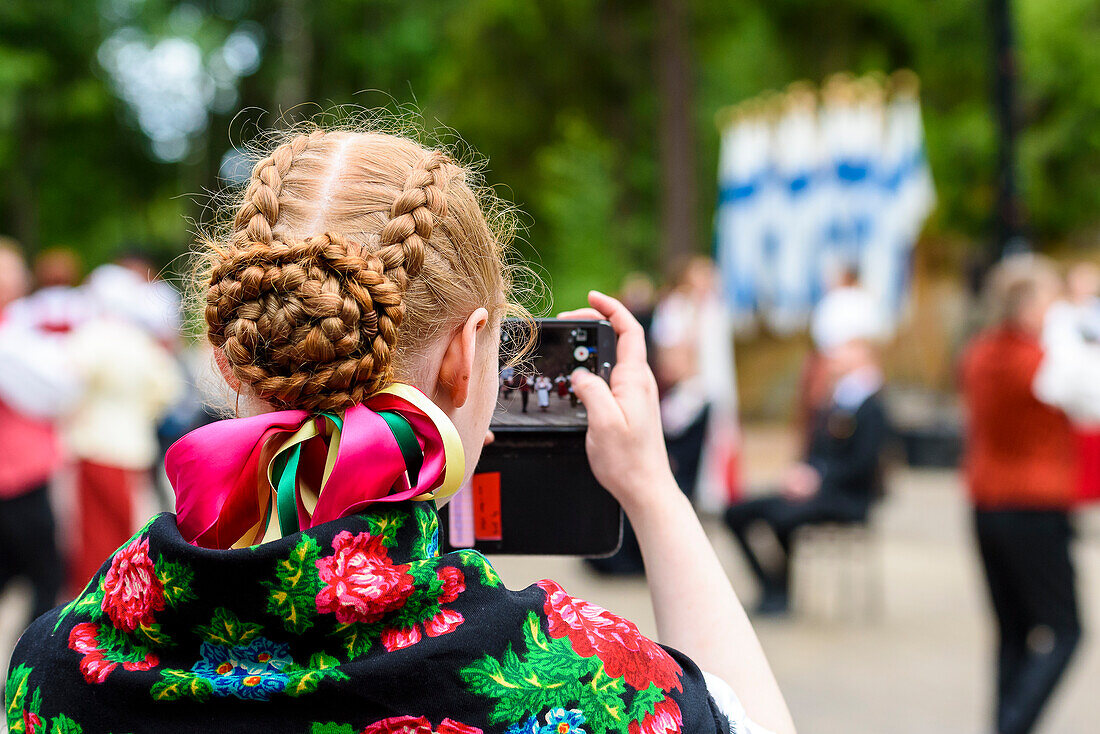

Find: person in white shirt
[63,263,184,592]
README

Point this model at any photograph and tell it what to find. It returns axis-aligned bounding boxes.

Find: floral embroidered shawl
[6,502,729,734]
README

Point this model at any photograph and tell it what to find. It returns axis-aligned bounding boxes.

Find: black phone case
[440,430,623,557]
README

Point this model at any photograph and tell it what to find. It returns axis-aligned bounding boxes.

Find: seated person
[6,126,795,734]
[724,338,887,615]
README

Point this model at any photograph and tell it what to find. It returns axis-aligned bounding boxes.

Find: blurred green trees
[0,0,1098,306]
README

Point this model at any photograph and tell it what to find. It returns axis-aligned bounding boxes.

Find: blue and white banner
[715,71,935,336]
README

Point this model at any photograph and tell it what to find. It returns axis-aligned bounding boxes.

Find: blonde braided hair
[200,126,511,413]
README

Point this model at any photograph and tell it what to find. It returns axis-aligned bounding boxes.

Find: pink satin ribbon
[166,385,461,550]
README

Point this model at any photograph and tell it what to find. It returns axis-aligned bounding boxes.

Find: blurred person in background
[591,261,739,577]
[619,270,658,337]
[3,246,93,335]
[0,239,69,627]
[960,255,1080,734]
[798,264,888,450]
[64,262,184,593]
[1034,260,1100,505]
[724,327,887,616]
[114,249,183,348]
[652,256,739,511]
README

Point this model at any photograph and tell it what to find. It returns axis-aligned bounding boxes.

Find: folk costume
[7,384,762,734]
[961,327,1080,734]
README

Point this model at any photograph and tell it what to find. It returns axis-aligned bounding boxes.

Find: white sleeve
[702,671,776,734]
[0,323,82,418]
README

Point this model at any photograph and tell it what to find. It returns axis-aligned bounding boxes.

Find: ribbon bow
[166,384,464,549]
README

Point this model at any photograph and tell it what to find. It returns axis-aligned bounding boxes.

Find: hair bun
[206,232,406,412]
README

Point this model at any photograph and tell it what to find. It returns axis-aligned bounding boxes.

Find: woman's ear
[213,347,241,391]
[438,308,490,408]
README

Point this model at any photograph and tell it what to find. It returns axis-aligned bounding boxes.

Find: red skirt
[1075,430,1100,505]
[70,460,144,593]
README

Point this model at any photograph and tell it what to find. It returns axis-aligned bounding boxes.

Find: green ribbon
[268,411,424,538]
[378,410,424,488]
[274,445,302,538]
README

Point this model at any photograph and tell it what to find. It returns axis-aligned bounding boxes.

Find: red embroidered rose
[23,710,42,734]
[424,608,464,637]
[437,566,465,604]
[436,719,483,734]
[68,622,159,684]
[68,621,99,654]
[122,655,159,672]
[315,531,415,624]
[537,579,683,691]
[100,537,165,632]
[380,625,422,651]
[628,697,682,734]
[361,715,434,734]
[360,716,482,734]
[78,651,117,684]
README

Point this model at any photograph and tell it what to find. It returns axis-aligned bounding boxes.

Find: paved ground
[3,428,1099,733]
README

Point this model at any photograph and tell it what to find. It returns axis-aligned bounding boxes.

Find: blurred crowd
[0,239,205,631]
[598,250,1100,734]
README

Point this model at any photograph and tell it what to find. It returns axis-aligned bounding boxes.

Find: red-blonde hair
[196,123,522,412]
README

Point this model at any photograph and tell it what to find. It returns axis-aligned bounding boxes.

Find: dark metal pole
[988,0,1026,257]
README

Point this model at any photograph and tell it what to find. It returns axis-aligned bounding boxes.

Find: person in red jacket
[0,239,65,628]
[960,255,1079,734]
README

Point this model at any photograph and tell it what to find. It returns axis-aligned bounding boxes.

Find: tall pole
[655,0,697,274]
[989,0,1025,257]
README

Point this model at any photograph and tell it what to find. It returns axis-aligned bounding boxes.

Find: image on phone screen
[493,321,600,428]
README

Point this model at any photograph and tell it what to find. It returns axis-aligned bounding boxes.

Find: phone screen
[441,318,622,556]
[494,321,602,429]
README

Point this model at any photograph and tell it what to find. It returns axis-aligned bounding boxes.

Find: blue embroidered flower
[191,637,292,700]
[506,716,540,734]
[542,708,586,734]
[427,528,440,558]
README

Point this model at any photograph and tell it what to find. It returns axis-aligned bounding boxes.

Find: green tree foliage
[1,0,1097,302]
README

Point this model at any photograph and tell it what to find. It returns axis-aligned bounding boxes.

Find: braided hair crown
[205,129,462,412]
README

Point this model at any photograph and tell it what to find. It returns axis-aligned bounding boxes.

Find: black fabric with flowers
[5,502,731,734]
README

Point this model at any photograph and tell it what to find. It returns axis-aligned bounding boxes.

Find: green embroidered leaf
[283,650,351,697]
[94,624,154,664]
[156,558,196,608]
[5,663,33,730]
[53,580,105,632]
[285,668,322,697]
[386,565,444,631]
[366,510,405,547]
[194,607,263,647]
[412,504,438,558]
[461,612,628,734]
[337,621,380,659]
[626,683,666,725]
[405,559,446,590]
[454,550,502,587]
[307,651,344,671]
[49,714,83,734]
[150,670,214,701]
[134,621,172,648]
[310,724,355,734]
[263,536,323,635]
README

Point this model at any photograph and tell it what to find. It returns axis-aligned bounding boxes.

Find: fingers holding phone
[567,291,674,516]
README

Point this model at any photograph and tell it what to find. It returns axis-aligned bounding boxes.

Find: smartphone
[440,318,622,556]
